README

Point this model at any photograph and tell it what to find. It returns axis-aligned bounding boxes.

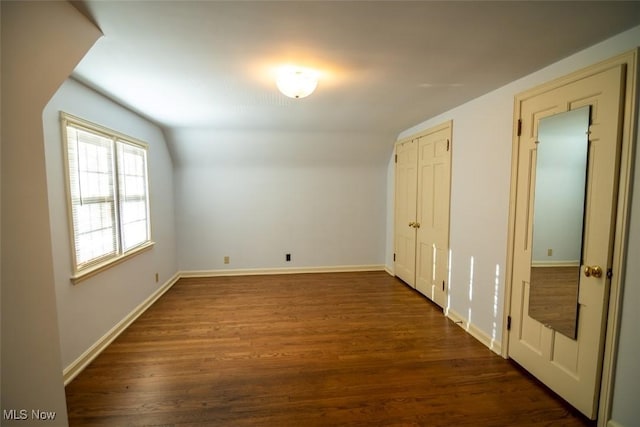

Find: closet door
[394,139,418,286]
[394,121,452,303]
[507,63,626,419]
[415,123,452,308]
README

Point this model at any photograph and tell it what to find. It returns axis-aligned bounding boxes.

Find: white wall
[172,129,392,272]
[42,78,178,370]
[609,84,640,427]
[392,25,640,424]
[1,2,100,424]
[398,86,514,344]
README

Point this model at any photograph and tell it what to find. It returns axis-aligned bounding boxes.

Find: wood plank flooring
[529,266,580,338]
[66,271,594,426]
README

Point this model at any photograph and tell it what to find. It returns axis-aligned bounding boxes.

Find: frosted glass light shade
[276,68,318,99]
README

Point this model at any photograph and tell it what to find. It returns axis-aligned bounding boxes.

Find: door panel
[415,125,451,308]
[394,140,418,286]
[508,65,624,418]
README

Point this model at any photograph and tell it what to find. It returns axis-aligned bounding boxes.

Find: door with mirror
[507,63,625,419]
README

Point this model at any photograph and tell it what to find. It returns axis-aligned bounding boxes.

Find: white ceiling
[73,1,640,136]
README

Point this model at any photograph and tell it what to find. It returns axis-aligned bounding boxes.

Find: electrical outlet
[547,248,553,256]
[155,273,159,283]
[286,253,291,262]
[224,256,230,264]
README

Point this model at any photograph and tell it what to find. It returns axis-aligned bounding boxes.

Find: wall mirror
[529,106,590,339]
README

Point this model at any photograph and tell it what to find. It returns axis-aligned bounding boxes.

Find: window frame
[61,112,154,283]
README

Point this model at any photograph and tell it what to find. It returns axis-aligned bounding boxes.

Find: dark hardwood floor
[66,271,594,426]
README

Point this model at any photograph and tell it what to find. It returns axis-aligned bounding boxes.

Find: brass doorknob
[409,221,416,228]
[584,265,603,278]
[414,222,421,228]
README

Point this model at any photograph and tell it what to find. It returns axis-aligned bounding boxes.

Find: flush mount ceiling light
[276,67,319,99]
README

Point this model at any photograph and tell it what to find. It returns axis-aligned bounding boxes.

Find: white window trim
[61,112,154,284]
[70,241,155,284]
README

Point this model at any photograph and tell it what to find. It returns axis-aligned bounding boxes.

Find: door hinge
[607,268,613,279]
[516,119,522,137]
[442,280,445,291]
[395,154,398,163]
[393,253,396,262]
[446,139,450,151]
[507,315,512,331]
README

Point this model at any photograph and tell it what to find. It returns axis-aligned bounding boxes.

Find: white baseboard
[384,265,394,276]
[180,264,386,278]
[446,308,502,355]
[63,272,180,385]
[531,261,580,267]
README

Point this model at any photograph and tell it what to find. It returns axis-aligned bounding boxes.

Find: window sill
[71,241,155,285]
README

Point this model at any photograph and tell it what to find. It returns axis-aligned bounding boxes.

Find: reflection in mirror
[529,106,590,339]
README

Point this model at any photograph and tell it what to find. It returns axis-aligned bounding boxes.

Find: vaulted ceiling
[73,1,640,136]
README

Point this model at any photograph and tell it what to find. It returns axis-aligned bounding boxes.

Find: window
[62,113,153,281]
